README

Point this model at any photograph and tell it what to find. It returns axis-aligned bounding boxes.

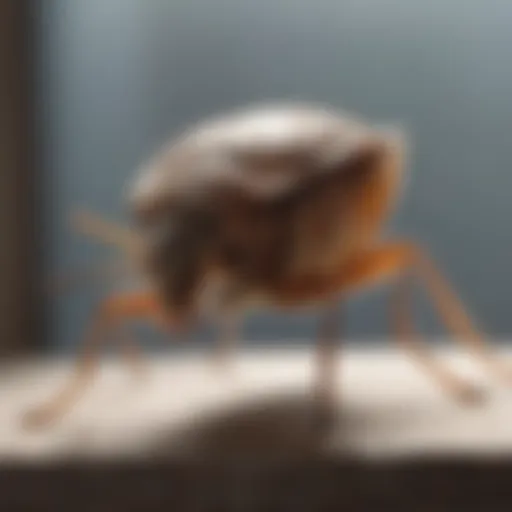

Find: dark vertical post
[0,0,42,356]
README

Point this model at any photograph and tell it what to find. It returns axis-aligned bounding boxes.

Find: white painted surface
[1,346,512,462]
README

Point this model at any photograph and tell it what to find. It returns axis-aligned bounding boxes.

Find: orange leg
[312,300,341,425]
[22,291,163,429]
[210,312,239,374]
[390,269,484,403]
[274,241,502,404]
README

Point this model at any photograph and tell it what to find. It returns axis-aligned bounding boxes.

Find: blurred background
[3,0,512,354]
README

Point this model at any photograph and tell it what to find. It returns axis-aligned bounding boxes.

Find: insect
[24,103,509,429]
[127,103,510,412]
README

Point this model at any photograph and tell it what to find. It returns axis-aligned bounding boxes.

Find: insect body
[130,103,510,411]
[24,104,509,429]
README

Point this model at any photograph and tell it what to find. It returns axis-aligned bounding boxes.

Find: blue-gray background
[35,0,512,352]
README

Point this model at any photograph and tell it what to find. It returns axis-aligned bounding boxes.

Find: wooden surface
[2,346,512,463]
[2,346,512,511]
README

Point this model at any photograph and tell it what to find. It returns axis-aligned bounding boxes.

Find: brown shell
[130,104,385,211]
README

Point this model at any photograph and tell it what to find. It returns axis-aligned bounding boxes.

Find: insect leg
[21,291,159,429]
[390,265,485,403]
[210,312,239,374]
[409,247,511,385]
[272,242,485,404]
[312,300,341,427]
[69,209,138,254]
